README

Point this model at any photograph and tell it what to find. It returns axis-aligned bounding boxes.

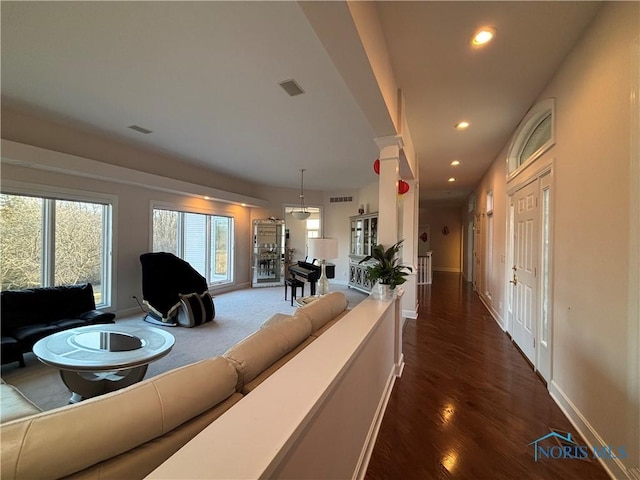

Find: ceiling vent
[128,125,153,134]
[279,79,305,97]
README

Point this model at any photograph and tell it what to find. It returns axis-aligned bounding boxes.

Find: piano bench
[284,278,305,306]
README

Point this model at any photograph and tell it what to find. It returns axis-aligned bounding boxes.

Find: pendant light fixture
[291,169,311,220]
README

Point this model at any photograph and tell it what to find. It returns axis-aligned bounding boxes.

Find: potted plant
[359,240,412,299]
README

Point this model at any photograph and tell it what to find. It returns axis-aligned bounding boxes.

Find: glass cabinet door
[370,217,378,255]
[348,212,378,293]
[363,219,370,256]
[350,220,357,255]
[349,213,378,259]
[351,219,363,255]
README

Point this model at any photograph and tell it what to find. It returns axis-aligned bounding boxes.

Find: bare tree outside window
[0,193,111,305]
[0,194,43,289]
[153,209,178,254]
[55,200,104,299]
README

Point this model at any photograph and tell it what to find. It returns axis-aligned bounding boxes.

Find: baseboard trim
[402,308,418,319]
[354,365,399,480]
[549,380,633,480]
[115,306,144,318]
[211,282,251,295]
[478,295,505,330]
[395,355,405,377]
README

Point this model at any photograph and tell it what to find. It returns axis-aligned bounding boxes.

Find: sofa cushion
[260,312,294,329]
[11,324,60,347]
[294,291,348,334]
[50,318,87,329]
[223,315,312,391]
[77,309,117,324]
[65,392,243,480]
[0,356,238,480]
[240,336,316,394]
[0,383,42,423]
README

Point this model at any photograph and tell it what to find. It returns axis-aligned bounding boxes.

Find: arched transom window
[507,98,555,180]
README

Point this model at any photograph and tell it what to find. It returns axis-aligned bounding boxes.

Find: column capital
[374,135,404,158]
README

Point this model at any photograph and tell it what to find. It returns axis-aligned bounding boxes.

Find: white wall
[544,4,639,473]
[323,191,360,284]
[471,3,639,476]
[418,203,463,273]
[358,180,380,215]
[467,151,508,324]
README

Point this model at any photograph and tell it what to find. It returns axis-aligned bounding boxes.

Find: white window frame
[486,190,494,215]
[150,201,235,288]
[507,98,556,182]
[1,180,116,308]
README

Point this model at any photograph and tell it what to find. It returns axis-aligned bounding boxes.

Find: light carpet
[1,285,367,412]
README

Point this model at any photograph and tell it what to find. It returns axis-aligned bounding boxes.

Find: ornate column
[374,135,419,320]
[400,179,419,319]
[374,135,403,248]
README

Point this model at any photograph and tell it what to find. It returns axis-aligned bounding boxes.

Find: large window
[306,218,320,239]
[0,192,113,306]
[152,207,234,286]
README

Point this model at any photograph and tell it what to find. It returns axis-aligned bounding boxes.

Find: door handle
[510,274,518,286]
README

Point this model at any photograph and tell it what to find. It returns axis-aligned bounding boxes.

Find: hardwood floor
[365,272,610,480]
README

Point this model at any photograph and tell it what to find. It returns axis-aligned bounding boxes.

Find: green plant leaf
[361,239,412,288]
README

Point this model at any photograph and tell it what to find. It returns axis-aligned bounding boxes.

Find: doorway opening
[283,206,323,266]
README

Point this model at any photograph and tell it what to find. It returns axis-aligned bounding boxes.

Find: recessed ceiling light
[472,27,496,46]
[448,177,456,182]
[451,160,461,166]
[204,196,211,200]
[241,203,247,207]
[455,121,470,130]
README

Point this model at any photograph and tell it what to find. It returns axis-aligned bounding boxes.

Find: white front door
[510,180,539,365]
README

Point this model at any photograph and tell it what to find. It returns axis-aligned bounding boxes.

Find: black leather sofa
[1,283,116,367]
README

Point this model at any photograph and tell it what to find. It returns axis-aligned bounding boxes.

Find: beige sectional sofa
[0,291,349,480]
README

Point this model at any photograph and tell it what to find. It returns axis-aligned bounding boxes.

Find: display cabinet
[252,219,285,287]
[348,213,378,293]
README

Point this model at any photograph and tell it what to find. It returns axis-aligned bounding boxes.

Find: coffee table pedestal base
[61,365,149,403]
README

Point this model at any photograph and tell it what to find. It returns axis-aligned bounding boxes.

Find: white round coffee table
[33,324,175,403]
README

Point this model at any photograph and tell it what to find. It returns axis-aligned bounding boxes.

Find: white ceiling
[1,1,602,202]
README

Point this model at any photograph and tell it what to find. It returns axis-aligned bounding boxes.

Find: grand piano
[289,259,335,296]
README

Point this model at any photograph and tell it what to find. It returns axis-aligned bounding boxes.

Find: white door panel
[511,180,539,365]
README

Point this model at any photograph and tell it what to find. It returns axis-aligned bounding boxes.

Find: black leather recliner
[139,252,215,327]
